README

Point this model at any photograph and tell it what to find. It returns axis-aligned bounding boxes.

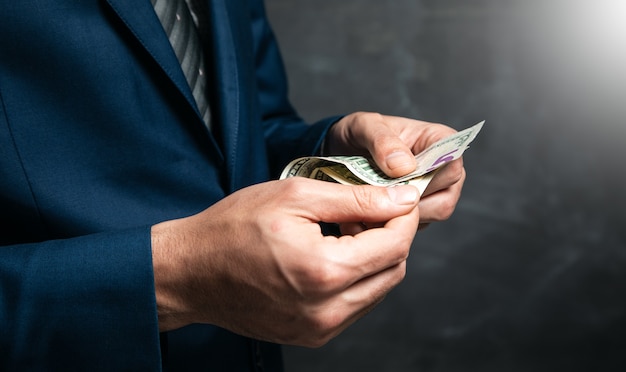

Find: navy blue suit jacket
[0,0,340,369]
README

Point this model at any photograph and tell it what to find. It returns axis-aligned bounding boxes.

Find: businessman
[0,0,465,370]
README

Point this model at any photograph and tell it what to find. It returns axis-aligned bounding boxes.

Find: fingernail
[387,185,419,205]
[385,151,414,170]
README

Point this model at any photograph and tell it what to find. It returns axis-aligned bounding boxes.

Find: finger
[330,113,418,177]
[361,221,385,229]
[359,116,460,179]
[421,158,465,198]
[419,168,466,223]
[276,178,419,294]
[338,220,387,236]
[307,260,407,346]
[323,204,418,287]
[339,222,366,236]
[343,260,406,315]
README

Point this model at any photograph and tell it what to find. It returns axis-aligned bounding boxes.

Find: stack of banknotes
[280,121,484,194]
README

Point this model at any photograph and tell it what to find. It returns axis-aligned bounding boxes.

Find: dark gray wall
[265,1,626,371]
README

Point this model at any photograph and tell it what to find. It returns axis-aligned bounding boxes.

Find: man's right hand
[151,177,420,347]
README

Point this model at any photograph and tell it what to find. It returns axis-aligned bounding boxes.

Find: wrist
[151,219,194,331]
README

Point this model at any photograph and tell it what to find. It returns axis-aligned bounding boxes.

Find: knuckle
[391,246,411,270]
[350,186,379,212]
[280,176,306,193]
[302,313,342,347]
[398,244,412,263]
[437,197,458,221]
[372,133,394,151]
[299,264,343,297]
[278,177,310,202]
[395,261,408,282]
[301,334,333,349]
[447,160,465,182]
[357,111,384,123]
[422,123,457,146]
[432,123,457,137]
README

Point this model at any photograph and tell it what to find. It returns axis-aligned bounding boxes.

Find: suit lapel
[104,0,251,189]
[104,0,224,157]
[104,0,200,116]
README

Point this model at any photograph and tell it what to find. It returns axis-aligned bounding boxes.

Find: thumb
[380,149,417,178]
[306,183,420,224]
[359,118,416,178]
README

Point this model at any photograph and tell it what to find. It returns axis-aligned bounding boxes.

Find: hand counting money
[280,121,484,194]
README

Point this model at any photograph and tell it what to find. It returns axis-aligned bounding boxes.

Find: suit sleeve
[249,0,344,176]
[0,227,162,370]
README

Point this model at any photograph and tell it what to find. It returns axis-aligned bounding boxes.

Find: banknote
[280,121,484,193]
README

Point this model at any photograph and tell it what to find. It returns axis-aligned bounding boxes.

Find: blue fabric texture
[0,0,338,369]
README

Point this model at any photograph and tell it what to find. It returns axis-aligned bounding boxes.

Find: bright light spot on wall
[516,0,626,135]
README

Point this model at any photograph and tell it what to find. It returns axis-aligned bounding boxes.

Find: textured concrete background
[265,1,626,371]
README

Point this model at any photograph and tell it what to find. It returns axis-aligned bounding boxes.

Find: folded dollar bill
[280,121,484,193]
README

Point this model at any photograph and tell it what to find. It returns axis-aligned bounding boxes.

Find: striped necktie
[151,0,211,130]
